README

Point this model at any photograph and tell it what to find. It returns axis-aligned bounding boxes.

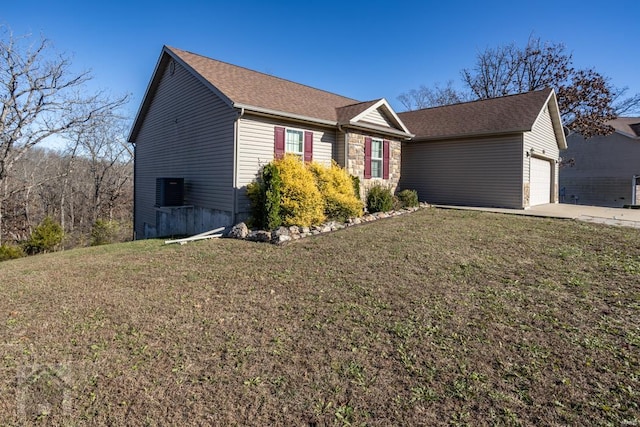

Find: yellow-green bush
[23,216,64,255]
[309,161,363,222]
[0,244,24,261]
[275,155,325,227]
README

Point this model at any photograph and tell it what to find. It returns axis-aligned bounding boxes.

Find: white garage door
[530,158,551,206]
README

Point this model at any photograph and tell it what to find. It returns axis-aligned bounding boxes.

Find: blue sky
[2,0,639,119]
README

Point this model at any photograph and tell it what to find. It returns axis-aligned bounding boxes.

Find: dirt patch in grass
[1,208,639,425]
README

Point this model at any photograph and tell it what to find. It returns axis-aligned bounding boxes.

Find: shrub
[0,244,25,261]
[247,162,283,230]
[309,161,363,222]
[91,219,120,246]
[351,175,361,200]
[366,184,395,213]
[397,189,419,208]
[276,155,325,227]
[23,216,64,255]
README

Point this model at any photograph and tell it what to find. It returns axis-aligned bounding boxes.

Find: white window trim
[285,127,305,156]
[371,138,383,179]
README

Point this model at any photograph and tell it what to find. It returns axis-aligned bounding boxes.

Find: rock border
[226,202,430,245]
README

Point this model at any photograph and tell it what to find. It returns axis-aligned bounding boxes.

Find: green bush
[247,162,283,230]
[366,184,395,213]
[397,189,419,208]
[351,175,361,200]
[309,161,363,222]
[0,244,25,261]
[23,216,64,255]
[91,219,120,246]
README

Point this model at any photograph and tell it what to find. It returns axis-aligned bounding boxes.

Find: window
[274,126,313,161]
[285,129,304,156]
[371,139,383,178]
[364,137,389,180]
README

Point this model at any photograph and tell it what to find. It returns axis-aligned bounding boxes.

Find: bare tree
[0,26,128,244]
[613,87,640,116]
[401,36,639,138]
[460,36,637,137]
[397,81,469,111]
[71,113,132,224]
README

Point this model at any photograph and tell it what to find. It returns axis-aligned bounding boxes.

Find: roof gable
[337,99,412,137]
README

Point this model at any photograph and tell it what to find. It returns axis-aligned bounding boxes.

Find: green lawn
[1,208,639,425]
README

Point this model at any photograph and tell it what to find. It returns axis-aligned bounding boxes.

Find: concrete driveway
[435,203,640,229]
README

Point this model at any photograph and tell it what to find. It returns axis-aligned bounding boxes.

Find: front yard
[1,208,638,425]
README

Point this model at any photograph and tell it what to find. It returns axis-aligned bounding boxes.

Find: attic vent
[156,178,184,207]
[169,60,176,75]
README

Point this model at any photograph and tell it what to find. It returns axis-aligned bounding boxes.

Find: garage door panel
[530,158,551,206]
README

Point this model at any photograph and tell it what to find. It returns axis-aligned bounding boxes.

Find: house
[128,46,413,239]
[398,89,567,209]
[559,117,640,207]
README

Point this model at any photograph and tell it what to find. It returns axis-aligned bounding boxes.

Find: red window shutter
[274,126,285,159]
[304,131,313,162]
[364,137,372,179]
[383,140,390,179]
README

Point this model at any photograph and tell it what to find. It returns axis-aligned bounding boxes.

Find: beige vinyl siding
[523,105,560,188]
[359,108,393,128]
[134,59,236,238]
[235,115,336,216]
[400,135,524,208]
[560,132,639,207]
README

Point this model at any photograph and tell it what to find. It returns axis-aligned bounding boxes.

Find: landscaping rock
[228,222,249,239]
[247,230,271,242]
[271,226,291,244]
[228,203,430,244]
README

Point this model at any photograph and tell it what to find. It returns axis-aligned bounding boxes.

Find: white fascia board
[346,121,414,139]
[545,90,568,150]
[233,103,337,127]
[350,98,412,135]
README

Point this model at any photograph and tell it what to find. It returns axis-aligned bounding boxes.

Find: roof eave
[544,89,568,150]
[128,47,172,143]
[411,129,526,142]
[345,121,414,139]
[128,45,236,143]
[234,103,337,127]
[613,129,640,139]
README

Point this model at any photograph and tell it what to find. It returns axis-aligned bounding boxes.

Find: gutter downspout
[232,107,245,224]
[633,175,639,206]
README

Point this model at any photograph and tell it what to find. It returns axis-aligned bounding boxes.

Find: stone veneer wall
[345,131,402,199]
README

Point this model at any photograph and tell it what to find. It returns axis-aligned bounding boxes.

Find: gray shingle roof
[398,89,554,140]
[335,100,381,124]
[609,117,640,138]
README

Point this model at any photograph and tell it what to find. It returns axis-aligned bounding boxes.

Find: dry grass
[1,208,639,426]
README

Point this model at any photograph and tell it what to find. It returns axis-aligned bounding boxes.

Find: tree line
[1,26,131,254]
